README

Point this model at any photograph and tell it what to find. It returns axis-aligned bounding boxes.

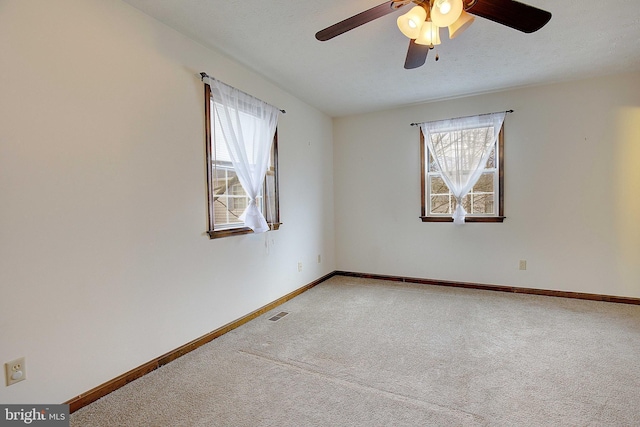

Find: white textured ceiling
[121,0,640,117]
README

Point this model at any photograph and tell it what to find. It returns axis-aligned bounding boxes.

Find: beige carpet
[71,276,640,426]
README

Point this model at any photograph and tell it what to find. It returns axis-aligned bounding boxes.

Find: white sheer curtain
[420,112,506,224]
[208,78,280,233]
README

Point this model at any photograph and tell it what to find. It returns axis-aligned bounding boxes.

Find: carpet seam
[236,348,487,426]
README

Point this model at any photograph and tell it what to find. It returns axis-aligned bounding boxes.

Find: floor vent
[268,311,289,321]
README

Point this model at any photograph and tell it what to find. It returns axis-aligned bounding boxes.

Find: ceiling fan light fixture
[415,20,441,46]
[397,6,427,39]
[431,0,463,28]
[448,10,475,39]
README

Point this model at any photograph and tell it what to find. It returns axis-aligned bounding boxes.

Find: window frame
[204,84,280,239]
[420,124,505,223]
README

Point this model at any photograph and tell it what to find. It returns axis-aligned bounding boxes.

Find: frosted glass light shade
[431,0,463,28]
[397,6,427,39]
[448,10,475,39]
[415,21,441,46]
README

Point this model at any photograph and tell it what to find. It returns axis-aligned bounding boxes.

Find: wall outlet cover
[5,357,26,386]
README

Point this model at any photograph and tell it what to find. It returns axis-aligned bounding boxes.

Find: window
[420,121,504,222]
[204,84,280,238]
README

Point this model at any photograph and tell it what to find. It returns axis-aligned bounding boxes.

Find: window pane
[230,181,244,196]
[473,173,494,192]
[212,166,252,226]
[230,181,248,212]
[472,194,494,215]
[428,152,440,172]
[212,168,238,198]
[471,173,494,214]
[214,196,243,226]
[265,171,276,223]
[430,175,449,195]
[428,172,497,216]
[486,146,496,168]
[430,195,451,214]
[452,195,471,213]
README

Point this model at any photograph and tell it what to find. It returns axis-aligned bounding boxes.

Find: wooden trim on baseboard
[334,271,640,305]
[65,271,337,413]
[64,269,639,412]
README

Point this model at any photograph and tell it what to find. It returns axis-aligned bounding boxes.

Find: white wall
[334,72,640,298]
[2,0,638,408]
[0,0,334,404]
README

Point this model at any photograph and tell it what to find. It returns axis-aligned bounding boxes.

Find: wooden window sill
[420,216,505,223]
[207,223,282,239]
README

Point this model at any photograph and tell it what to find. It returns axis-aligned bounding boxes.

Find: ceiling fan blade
[316,1,399,41]
[404,39,430,69]
[466,0,551,33]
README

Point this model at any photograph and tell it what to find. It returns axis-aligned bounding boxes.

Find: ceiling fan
[315,0,552,69]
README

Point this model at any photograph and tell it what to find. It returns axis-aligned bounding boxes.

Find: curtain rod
[410,109,513,126]
[200,72,286,114]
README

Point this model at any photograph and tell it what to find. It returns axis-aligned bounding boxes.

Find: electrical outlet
[519,260,527,270]
[297,262,303,272]
[5,357,26,386]
[317,254,322,264]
